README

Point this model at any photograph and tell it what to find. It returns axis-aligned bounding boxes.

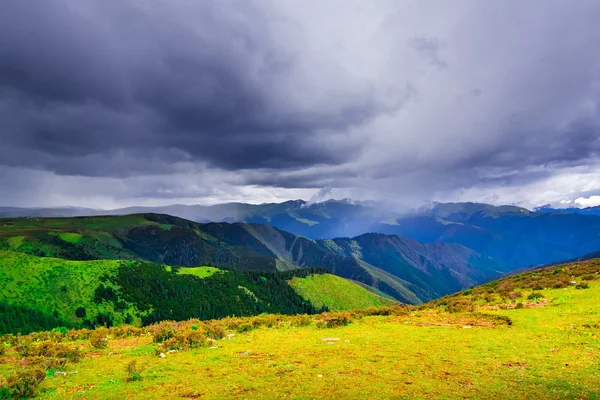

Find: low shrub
[515,302,524,309]
[150,322,177,343]
[26,356,67,371]
[89,329,109,349]
[527,292,544,300]
[66,328,91,341]
[0,368,46,398]
[508,291,522,301]
[316,312,353,328]
[25,340,83,363]
[288,314,313,328]
[575,283,589,289]
[203,322,225,340]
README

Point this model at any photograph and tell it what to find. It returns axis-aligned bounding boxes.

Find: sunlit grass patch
[177,266,223,279]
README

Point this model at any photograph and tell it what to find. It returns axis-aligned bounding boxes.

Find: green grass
[1,279,599,399]
[177,266,223,279]
[0,250,135,327]
[1,259,600,398]
[57,232,83,244]
[289,274,397,311]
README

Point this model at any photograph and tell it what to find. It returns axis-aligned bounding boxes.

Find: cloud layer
[1,0,600,208]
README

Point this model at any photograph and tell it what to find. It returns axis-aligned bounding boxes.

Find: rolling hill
[0,250,395,335]
[0,213,505,304]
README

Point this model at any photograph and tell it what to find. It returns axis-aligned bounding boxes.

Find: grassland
[1,259,599,399]
[0,250,135,328]
[177,266,223,279]
[288,274,396,311]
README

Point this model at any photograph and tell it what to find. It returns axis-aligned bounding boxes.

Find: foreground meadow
[1,263,599,399]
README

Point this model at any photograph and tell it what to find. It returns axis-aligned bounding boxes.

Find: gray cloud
[1,0,600,208]
[0,0,410,176]
[409,36,449,69]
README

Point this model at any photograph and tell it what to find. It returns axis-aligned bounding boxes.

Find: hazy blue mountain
[4,200,600,270]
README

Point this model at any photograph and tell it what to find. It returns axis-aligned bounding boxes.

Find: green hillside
[0,213,505,303]
[1,258,599,398]
[0,251,392,335]
[288,274,396,311]
[0,251,329,334]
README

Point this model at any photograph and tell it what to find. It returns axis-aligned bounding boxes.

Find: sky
[1,0,600,209]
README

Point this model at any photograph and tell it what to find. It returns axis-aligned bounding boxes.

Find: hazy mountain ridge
[4,200,600,270]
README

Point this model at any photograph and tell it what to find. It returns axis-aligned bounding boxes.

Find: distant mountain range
[3,200,600,271]
[0,213,507,304]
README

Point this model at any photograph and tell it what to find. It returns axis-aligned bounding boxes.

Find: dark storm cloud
[0,0,409,176]
[1,0,600,208]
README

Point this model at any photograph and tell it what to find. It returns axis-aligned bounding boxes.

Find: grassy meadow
[1,260,599,399]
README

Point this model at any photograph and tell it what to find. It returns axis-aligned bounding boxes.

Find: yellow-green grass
[57,232,83,244]
[177,266,223,279]
[1,281,599,399]
[289,274,396,311]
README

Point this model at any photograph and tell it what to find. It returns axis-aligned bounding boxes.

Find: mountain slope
[6,200,600,270]
[287,274,396,311]
[1,250,393,334]
[0,213,502,303]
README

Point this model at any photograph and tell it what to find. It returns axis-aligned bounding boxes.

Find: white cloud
[574,195,600,208]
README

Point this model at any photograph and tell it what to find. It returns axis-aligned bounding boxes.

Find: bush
[508,292,522,301]
[150,322,176,343]
[316,312,353,328]
[515,302,524,309]
[125,360,143,382]
[575,283,589,290]
[0,368,46,398]
[67,328,91,341]
[203,322,225,340]
[25,340,83,363]
[26,356,67,371]
[288,314,312,327]
[89,329,109,349]
[527,292,544,300]
[581,275,596,281]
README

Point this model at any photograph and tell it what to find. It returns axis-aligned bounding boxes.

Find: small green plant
[51,326,68,336]
[125,360,143,382]
[190,324,199,331]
